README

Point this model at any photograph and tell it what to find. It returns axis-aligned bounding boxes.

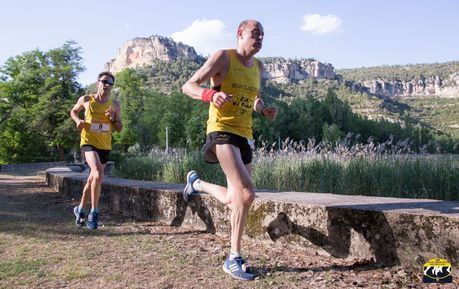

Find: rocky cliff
[105,35,202,73]
[348,73,459,98]
[262,58,336,84]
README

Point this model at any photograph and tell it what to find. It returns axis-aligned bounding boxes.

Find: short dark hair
[97,71,115,83]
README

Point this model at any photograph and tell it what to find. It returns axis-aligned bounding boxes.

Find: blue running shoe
[86,211,99,230]
[183,171,199,202]
[73,206,85,226]
[222,256,256,281]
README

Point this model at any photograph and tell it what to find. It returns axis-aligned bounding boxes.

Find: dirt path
[0,171,457,289]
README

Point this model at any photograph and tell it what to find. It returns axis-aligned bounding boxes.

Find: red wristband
[201,88,217,103]
[261,107,266,117]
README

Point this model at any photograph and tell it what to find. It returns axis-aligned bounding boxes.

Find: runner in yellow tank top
[80,95,113,150]
[70,71,123,230]
[182,20,278,281]
[206,49,261,139]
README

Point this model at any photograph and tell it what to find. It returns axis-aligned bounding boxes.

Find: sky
[1,0,458,85]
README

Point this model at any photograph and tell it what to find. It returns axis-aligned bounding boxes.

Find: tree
[0,41,84,163]
[322,123,344,145]
[112,68,148,151]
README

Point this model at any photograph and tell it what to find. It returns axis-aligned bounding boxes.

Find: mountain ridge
[105,36,459,99]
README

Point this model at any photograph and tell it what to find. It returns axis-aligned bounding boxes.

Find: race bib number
[90,122,109,133]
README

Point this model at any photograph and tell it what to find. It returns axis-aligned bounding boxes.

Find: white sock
[192,179,202,191]
[229,252,241,260]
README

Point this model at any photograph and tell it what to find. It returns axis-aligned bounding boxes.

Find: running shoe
[183,170,199,202]
[222,256,256,281]
[73,206,85,227]
[86,211,99,230]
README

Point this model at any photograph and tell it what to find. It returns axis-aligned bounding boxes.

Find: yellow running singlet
[80,95,113,150]
[206,49,261,139]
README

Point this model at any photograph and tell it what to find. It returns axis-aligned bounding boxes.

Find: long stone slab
[46,167,459,267]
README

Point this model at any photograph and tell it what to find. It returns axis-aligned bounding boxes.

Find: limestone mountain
[105,35,204,73]
[105,37,337,84]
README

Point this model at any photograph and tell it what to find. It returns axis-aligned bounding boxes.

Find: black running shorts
[203,131,253,164]
[80,145,111,165]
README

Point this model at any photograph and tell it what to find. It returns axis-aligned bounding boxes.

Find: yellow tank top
[206,49,261,139]
[80,95,113,150]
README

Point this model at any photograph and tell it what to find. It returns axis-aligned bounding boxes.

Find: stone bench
[46,167,459,268]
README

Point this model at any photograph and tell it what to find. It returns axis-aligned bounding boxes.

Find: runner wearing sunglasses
[70,71,123,229]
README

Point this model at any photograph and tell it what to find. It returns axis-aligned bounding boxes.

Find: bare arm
[111,100,123,132]
[254,61,277,121]
[70,96,87,131]
[182,50,232,108]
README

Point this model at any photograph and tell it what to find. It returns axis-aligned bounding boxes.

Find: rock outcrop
[262,58,336,84]
[105,35,202,73]
[347,72,459,98]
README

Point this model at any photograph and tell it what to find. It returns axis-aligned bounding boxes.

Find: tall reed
[114,138,459,201]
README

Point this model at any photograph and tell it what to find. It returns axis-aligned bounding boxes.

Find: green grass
[0,259,46,279]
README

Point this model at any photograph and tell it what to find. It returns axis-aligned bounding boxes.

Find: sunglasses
[99,79,114,86]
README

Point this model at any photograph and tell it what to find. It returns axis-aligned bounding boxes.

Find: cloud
[300,14,343,35]
[171,19,233,55]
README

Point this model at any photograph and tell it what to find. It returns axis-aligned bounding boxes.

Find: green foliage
[112,67,209,151]
[322,123,344,145]
[138,58,204,93]
[111,68,148,151]
[0,113,51,163]
[397,97,459,139]
[0,41,84,163]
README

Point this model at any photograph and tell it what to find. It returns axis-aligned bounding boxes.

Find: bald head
[238,19,262,32]
[236,19,264,54]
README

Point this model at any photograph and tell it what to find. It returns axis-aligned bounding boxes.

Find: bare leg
[200,181,229,204]
[79,177,92,209]
[199,144,255,253]
[84,151,105,209]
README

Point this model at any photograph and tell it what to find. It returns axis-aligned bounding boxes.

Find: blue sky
[1,0,458,85]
